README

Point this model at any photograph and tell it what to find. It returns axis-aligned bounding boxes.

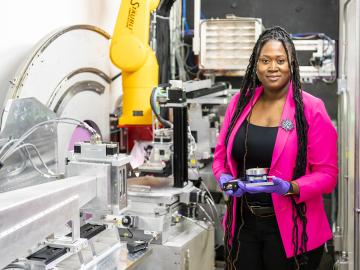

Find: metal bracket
[337,78,348,95]
[45,237,89,254]
[334,252,349,270]
[333,228,343,251]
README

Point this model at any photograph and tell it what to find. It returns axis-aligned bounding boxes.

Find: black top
[231,120,278,205]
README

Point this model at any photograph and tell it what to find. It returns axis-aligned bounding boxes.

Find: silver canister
[246,168,269,182]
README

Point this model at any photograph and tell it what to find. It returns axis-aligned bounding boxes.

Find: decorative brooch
[280,119,294,132]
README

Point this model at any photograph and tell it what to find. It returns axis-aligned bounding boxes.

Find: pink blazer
[212,82,338,258]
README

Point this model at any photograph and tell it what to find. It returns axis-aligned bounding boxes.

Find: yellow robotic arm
[110,0,160,126]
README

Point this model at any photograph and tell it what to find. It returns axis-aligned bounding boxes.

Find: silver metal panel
[28,229,152,270]
[128,182,194,200]
[66,157,128,216]
[134,220,214,270]
[0,175,97,269]
[352,2,360,268]
[336,0,360,269]
[0,98,58,192]
[66,161,111,214]
[1,197,79,270]
[188,103,213,160]
[3,25,118,174]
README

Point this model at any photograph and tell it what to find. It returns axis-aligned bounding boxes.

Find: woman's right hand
[219,173,234,186]
[219,174,246,198]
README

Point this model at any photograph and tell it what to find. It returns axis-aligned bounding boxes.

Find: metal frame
[335,0,360,269]
[0,175,97,269]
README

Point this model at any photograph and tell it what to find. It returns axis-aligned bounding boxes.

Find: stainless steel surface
[47,67,111,116]
[0,23,148,270]
[336,0,359,268]
[0,98,57,192]
[134,219,214,270]
[341,0,353,77]
[172,79,212,92]
[66,148,130,217]
[188,103,219,160]
[128,181,193,199]
[8,25,110,101]
[0,175,97,269]
[39,229,153,270]
[122,183,212,245]
[3,24,116,175]
[0,147,131,268]
[336,79,349,253]
[353,1,360,268]
[52,81,105,115]
[334,252,350,270]
[336,0,351,256]
[192,0,201,55]
[246,168,268,176]
[69,142,130,214]
[186,89,234,105]
[66,161,112,216]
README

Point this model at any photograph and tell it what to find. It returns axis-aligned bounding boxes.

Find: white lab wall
[0,0,122,111]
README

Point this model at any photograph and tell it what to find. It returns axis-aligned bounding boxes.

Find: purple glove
[245,177,290,195]
[219,174,246,197]
[225,180,246,197]
[219,173,234,186]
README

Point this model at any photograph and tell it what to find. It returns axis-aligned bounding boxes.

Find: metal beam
[0,175,97,269]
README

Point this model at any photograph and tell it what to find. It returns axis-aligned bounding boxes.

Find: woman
[212,26,337,270]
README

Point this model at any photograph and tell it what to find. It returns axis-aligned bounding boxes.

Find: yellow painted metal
[110,0,160,126]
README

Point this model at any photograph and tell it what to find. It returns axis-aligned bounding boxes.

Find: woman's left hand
[245,177,291,195]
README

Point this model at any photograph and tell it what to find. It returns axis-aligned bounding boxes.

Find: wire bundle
[156,0,177,84]
[0,117,98,178]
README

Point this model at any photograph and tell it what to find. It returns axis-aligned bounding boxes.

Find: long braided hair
[223,26,309,269]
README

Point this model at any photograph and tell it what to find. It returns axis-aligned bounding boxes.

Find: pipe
[336,0,353,258]
[150,86,173,128]
[341,0,352,78]
[353,1,360,269]
[192,0,201,55]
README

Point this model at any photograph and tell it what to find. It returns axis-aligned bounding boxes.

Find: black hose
[111,72,122,81]
[150,87,173,128]
[156,0,177,83]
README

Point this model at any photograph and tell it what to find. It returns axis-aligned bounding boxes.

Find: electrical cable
[206,196,220,225]
[0,118,99,180]
[0,118,98,163]
[0,139,18,157]
[186,122,220,223]
[174,43,198,80]
[150,87,173,128]
[156,15,169,20]
[143,231,159,249]
[198,204,214,224]
[201,181,219,218]
[156,0,176,83]
[23,144,61,178]
[127,228,134,238]
[205,197,216,221]
[1,143,60,178]
[111,72,122,81]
